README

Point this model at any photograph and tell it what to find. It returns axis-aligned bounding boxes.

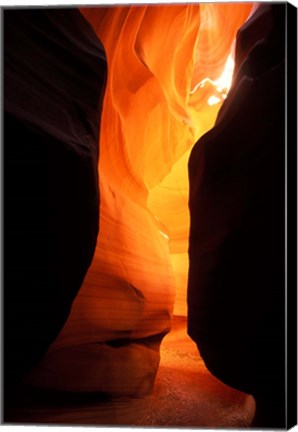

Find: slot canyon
[4,2,295,429]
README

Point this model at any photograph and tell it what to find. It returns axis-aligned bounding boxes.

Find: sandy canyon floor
[6,316,256,428]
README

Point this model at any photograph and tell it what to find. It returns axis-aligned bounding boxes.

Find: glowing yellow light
[190,53,235,102]
[159,230,169,240]
[214,54,235,94]
[208,95,221,106]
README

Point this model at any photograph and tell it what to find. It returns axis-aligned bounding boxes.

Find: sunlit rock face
[6,4,252,403]
[21,4,250,396]
[28,4,249,395]
[188,4,286,427]
[80,3,252,315]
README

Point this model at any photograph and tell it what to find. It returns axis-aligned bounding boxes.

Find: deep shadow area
[4,317,255,428]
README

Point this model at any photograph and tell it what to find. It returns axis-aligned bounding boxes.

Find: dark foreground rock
[188,4,289,428]
[4,8,107,399]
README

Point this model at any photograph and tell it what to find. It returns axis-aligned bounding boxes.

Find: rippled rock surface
[5,4,254,424]
[25,4,249,398]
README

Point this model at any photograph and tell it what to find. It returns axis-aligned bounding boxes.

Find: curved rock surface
[5,4,255,424]
[188,4,286,427]
[27,4,250,397]
[4,8,106,395]
[79,3,251,320]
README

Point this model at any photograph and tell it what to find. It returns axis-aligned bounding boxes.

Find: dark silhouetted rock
[188,4,287,428]
[4,8,107,396]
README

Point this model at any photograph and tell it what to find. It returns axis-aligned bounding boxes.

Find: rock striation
[5,4,255,424]
[24,5,250,399]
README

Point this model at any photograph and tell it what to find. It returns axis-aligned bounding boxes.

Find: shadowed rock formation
[4,8,107,398]
[5,3,290,426]
[188,4,287,428]
[21,5,251,402]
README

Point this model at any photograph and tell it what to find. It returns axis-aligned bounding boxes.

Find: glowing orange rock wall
[26,4,252,395]
[81,3,252,315]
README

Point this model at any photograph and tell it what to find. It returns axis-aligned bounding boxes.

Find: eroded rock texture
[5,4,254,423]
[23,5,251,399]
[4,8,107,395]
[188,4,286,428]
[80,3,251,317]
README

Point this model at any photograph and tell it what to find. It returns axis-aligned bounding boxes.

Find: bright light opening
[190,54,235,105]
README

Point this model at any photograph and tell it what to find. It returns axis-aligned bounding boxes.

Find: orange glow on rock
[25,3,253,395]
[80,4,252,317]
